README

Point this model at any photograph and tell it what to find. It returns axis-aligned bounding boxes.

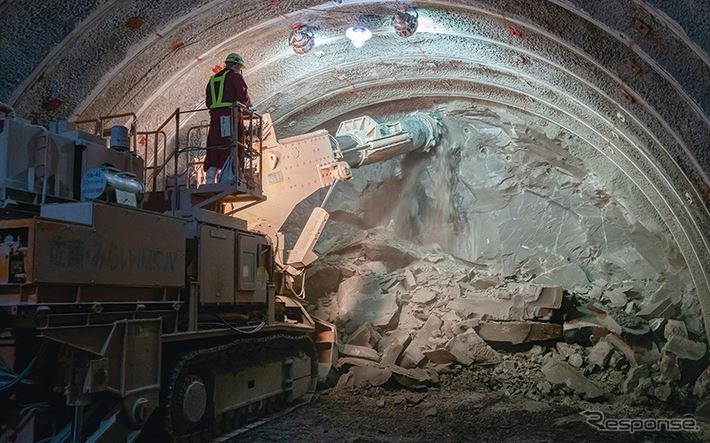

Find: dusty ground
[243,370,708,443]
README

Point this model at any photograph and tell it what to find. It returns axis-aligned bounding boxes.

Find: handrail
[76,104,265,211]
[73,112,139,154]
[137,130,167,192]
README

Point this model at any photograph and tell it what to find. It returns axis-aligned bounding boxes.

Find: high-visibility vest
[208,71,233,109]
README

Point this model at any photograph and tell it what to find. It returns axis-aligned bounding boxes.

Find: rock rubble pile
[304,229,710,422]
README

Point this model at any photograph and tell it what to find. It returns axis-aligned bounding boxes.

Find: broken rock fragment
[401,314,443,368]
[664,320,688,340]
[336,276,399,332]
[448,284,562,321]
[477,321,562,344]
[603,290,628,308]
[587,341,614,369]
[636,284,681,320]
[362,239,418,269]
[305,263,342,300]
[391,366,438,388]
[662,336,706,361]
[403,268,417,290]
[337,357,378,370]
[380,330,411,366]
[422,348,457,364]
[341,344,380,362]
[562,319,609,345]
[555,342,581,359]
[451,319,481,336]
[470,276,500,290]
[347,323,381,348]
[348,366,393,387]
[412,288,437,304]
[659,351,681,382]
[446,330,501,365]
[622,365,649,394]
[652,383,672,402]
[568,353,584,368]
[603,333,660,367]
[589,304,649,336]
[541,358,604,399]
[693,367,710,399]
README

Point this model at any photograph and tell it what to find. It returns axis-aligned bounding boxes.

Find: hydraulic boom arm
[237,112,441,282]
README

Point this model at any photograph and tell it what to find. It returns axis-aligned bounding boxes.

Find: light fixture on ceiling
[289,24,315,55]
[392,7,418,38]
[345,26,372,48]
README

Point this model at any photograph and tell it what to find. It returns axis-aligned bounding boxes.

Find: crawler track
[161,333,317,442]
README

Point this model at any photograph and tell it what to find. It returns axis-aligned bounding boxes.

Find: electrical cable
[0,343,45,392]
[288,272,307,299]
[214,314,265,334]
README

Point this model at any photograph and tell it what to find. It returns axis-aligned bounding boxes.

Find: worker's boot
[205,167,217,184]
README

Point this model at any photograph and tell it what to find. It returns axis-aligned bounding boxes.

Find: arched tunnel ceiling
[1,0,709,337]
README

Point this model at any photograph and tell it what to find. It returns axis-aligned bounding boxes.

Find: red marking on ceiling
[632,18,650,37]
[212,65,224,74]
[45,97,64,112]
[624,59,641,78]
[171,41,186,53]
[138,136,147,146]
[507,26,522,39]
[620,87,635,103]
[126,16,144,30]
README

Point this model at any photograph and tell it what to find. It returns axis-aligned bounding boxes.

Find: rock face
[294,105,698,330]
[532,264,589,291]
[288,109,707,415]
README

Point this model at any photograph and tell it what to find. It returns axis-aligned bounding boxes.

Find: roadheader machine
[0,102,440,441]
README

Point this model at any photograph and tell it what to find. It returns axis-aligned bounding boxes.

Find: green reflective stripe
[209,72,233,109]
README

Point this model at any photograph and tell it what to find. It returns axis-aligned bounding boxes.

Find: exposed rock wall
[288,101,701,335]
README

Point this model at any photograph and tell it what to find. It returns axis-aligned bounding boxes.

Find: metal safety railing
[71,104,264,212]
[141,103,264,209]
[74,112,139,155]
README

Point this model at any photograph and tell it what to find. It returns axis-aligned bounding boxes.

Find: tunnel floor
[243,370,706,442]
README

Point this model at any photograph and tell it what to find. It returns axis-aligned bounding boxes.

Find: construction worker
[204,53,252,183]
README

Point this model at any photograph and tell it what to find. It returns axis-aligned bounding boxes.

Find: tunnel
[1,0,709,441]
